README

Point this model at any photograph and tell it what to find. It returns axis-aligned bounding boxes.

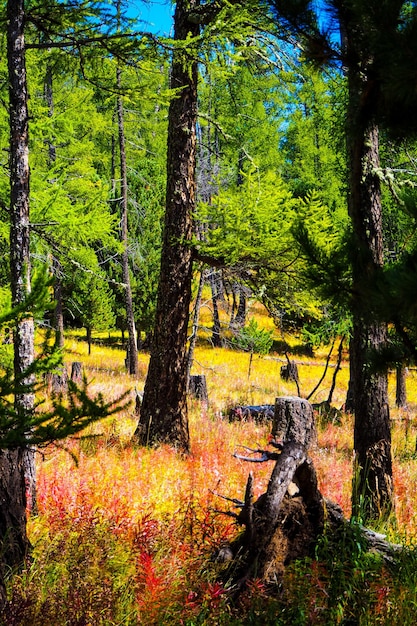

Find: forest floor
[4,309,417,625]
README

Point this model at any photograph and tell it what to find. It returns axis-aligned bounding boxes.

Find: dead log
[214,396,402,595]
[228,405,274,423]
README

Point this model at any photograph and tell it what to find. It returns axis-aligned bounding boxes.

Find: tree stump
[45,366,68,395]
[280,360,299,383]
[134,389,142,417]
[70,361,83,384]
[188,375,208,404]
[214,396,401,595]
[272,396,317,449]
[214,397,329,592]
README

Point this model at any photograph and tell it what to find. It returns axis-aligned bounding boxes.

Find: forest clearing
[2,0,417,623]
[3,305,417,625]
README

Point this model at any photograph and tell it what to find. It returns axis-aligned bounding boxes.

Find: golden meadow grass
[6,307,417,624]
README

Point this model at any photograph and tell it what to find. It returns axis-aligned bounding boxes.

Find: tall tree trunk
[134,0,199,452]
[117,66,138,376]
[3,0,33,595]
[0,449,29,602]
[86,326,92,355]
[44,69,65,350]
[209,270,222,347]
[235,284,247,328]
[345,36,393,520]
[53,256,65,349]
[187,269,206,383]
[395,364,407,409]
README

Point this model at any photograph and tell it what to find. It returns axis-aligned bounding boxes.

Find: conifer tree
[0,0,136,601]
[3,0,35,589]
[135,0,199,452]
[267,0,417,521]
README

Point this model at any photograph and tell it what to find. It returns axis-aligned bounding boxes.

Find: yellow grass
[4,315,417,624]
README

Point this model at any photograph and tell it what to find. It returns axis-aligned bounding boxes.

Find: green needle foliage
[0,274,128,450]
[231,317,273,378]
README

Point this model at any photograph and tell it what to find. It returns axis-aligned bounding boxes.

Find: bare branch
[210,490,245,508]
[211,509,240,520]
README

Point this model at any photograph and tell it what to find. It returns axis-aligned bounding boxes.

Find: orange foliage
[5,330,417,624]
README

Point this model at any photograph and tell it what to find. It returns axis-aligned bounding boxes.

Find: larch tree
[135,0,199,451]
[115,0,138,376]
[342,2,392,521]
[0,0,132,600]
[1,2,36,588]
[267,0,417,521]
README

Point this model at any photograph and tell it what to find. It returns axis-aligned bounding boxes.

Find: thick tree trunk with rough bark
[345,32,393,521]
[135,0,199,452]
[0,449,30,601]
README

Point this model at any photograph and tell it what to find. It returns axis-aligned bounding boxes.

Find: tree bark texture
[216,397,402,594]
[209,270,222,347]
[3,0,33,594]
[218,398,325,590]
[0,449,30,579]
[71,361,83,384]
[345,22,393,521]
[272,396,317,449]
[188,374,208,404]
[8,0,35,396]
[135,0,199,452]
[117,66,139,377]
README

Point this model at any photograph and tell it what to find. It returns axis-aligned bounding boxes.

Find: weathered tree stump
[188,375,208,404]
[70,361,83,384]
[312,401,343,425]
[214,396,400,595]
[280,355,301,395]
[280,360,299,383]
[45,366,68,395]
[272,396,317,449]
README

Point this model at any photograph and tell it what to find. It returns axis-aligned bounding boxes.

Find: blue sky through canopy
[126,1,174,35]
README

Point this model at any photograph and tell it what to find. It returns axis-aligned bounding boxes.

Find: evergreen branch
[192,249,226,268]
[197,112,233,140]
[30,226,127,289]
[26,31,150,50]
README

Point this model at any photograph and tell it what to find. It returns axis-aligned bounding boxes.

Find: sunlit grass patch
[4,331,417,624]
